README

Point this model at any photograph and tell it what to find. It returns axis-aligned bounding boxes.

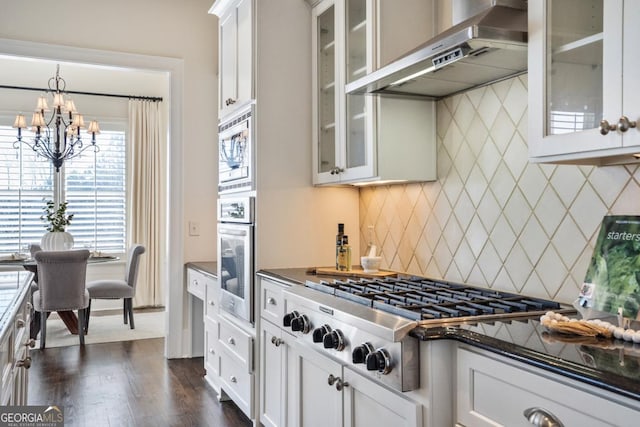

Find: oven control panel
[281,294,420,392]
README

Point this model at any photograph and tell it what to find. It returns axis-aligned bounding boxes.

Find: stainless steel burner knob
[291,314,311,334]
[282,310,300,328]
[352,342,375,364]
[365,349,392,375]
[312,325,332,343]
[323,329,346,351]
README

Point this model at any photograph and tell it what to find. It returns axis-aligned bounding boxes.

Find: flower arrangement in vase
[40,200,75,250]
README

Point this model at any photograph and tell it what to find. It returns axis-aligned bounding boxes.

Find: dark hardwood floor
[28,338,253,427]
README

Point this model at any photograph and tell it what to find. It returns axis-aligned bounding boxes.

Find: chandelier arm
[64,142,100,161]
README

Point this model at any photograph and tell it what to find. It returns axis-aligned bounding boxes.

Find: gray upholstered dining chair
[32,249,91,349]
[86,244,146,331]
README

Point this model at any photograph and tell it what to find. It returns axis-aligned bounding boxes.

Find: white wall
[0,0,218,357]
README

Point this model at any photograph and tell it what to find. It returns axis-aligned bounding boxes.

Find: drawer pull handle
[618,115,637,133]
[16,357,31,369]
[25,339,35,349]
[227,337,236,346]
[599,119,617,135]
[523,407,564,427]
[335,378,348,391]
[267,297,277,305]
[230,375,237,383]
[271,336,284,347]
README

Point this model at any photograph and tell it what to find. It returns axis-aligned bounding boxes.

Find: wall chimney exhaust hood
[345,0,528,100]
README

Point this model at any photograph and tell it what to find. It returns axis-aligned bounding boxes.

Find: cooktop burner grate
[306,277,563,322]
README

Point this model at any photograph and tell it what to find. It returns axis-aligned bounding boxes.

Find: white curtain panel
[128,99,166,308]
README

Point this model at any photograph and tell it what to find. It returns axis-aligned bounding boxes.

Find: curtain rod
[0,84,163,102]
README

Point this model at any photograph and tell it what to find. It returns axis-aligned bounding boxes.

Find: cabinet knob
[209,348,215,355]
[271,336,284,347]
[16,318,25,328]
[329,167,345,175]
[230,375,237,383]
[599,119,617,135]
[267,297,276,305]
[523,407,564,427]
[16,357,31,369]
[26,302,32,311]
[227,337,236,346]
[225,98,237,106]
[335,378,349,391]
[209,300,215,306]
[327,374,348,391]
[618,115,637,133]
[327,374,338,386]
[193,279,199,286]
[25,339,35,349]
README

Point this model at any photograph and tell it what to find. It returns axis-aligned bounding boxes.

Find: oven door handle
[218,228,249,237]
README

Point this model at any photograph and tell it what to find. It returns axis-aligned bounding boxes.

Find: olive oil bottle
[337,233,352,272]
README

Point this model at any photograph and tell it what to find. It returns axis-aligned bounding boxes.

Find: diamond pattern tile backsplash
[359,75,640,304]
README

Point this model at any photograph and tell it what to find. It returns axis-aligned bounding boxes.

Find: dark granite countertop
[0,271,34,343]
[258,268,640,403]
[185,261,217,278]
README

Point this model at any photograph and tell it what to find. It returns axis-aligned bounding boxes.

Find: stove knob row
[282,311,300,328]
[312,324,332,343]
[290,314,311,334]
[322,329,346,351]
[365,349,392,375]
[283,311,312,334]
[351,342,375,364]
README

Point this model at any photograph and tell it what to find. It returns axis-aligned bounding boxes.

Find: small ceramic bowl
[361,256,382,273]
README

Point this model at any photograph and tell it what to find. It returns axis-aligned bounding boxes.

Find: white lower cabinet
[260,319,291,427]
[456,345,640,427]
[343,366,422,427]
[0,280,32,406]
[287,340,343,427]
[258,276,422,427]
[219,346,254,417]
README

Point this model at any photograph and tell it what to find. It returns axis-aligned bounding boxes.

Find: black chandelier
[12,65,100,172]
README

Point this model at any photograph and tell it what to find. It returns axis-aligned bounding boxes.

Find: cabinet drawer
[456,346,640,427]
[13,298,31,358]
[260,279,286,325]
[205,318,220,377]
[205,279,219,321]
[219,315,253,371]
[0,332,13,407]
[219,349,254,418]
[186,268,208,300]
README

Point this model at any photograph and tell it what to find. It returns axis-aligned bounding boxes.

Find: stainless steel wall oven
[217,196,254,324]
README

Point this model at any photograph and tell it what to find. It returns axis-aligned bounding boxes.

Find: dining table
[0,253,119,339]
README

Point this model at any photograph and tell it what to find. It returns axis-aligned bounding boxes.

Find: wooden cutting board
[314,266,397,279]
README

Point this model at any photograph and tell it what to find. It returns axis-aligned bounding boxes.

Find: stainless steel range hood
[345,0,528,99]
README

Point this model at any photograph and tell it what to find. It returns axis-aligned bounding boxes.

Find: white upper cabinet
[211,0,254,119]
[311,0,436,185]
[528,0,640,164]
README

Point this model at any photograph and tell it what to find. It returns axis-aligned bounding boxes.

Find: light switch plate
[188,221,200,236]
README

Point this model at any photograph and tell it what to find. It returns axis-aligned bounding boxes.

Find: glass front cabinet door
[528,0,640,164]
[312,0,374,185]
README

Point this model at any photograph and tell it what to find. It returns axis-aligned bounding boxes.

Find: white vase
[41,231,74,251]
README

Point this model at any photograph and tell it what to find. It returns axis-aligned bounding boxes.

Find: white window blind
[0,123,126,254]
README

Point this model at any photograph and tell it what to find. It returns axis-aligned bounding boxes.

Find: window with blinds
[0,124,126,254]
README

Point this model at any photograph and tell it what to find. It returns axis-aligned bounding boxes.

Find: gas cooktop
[305,276,574,326]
